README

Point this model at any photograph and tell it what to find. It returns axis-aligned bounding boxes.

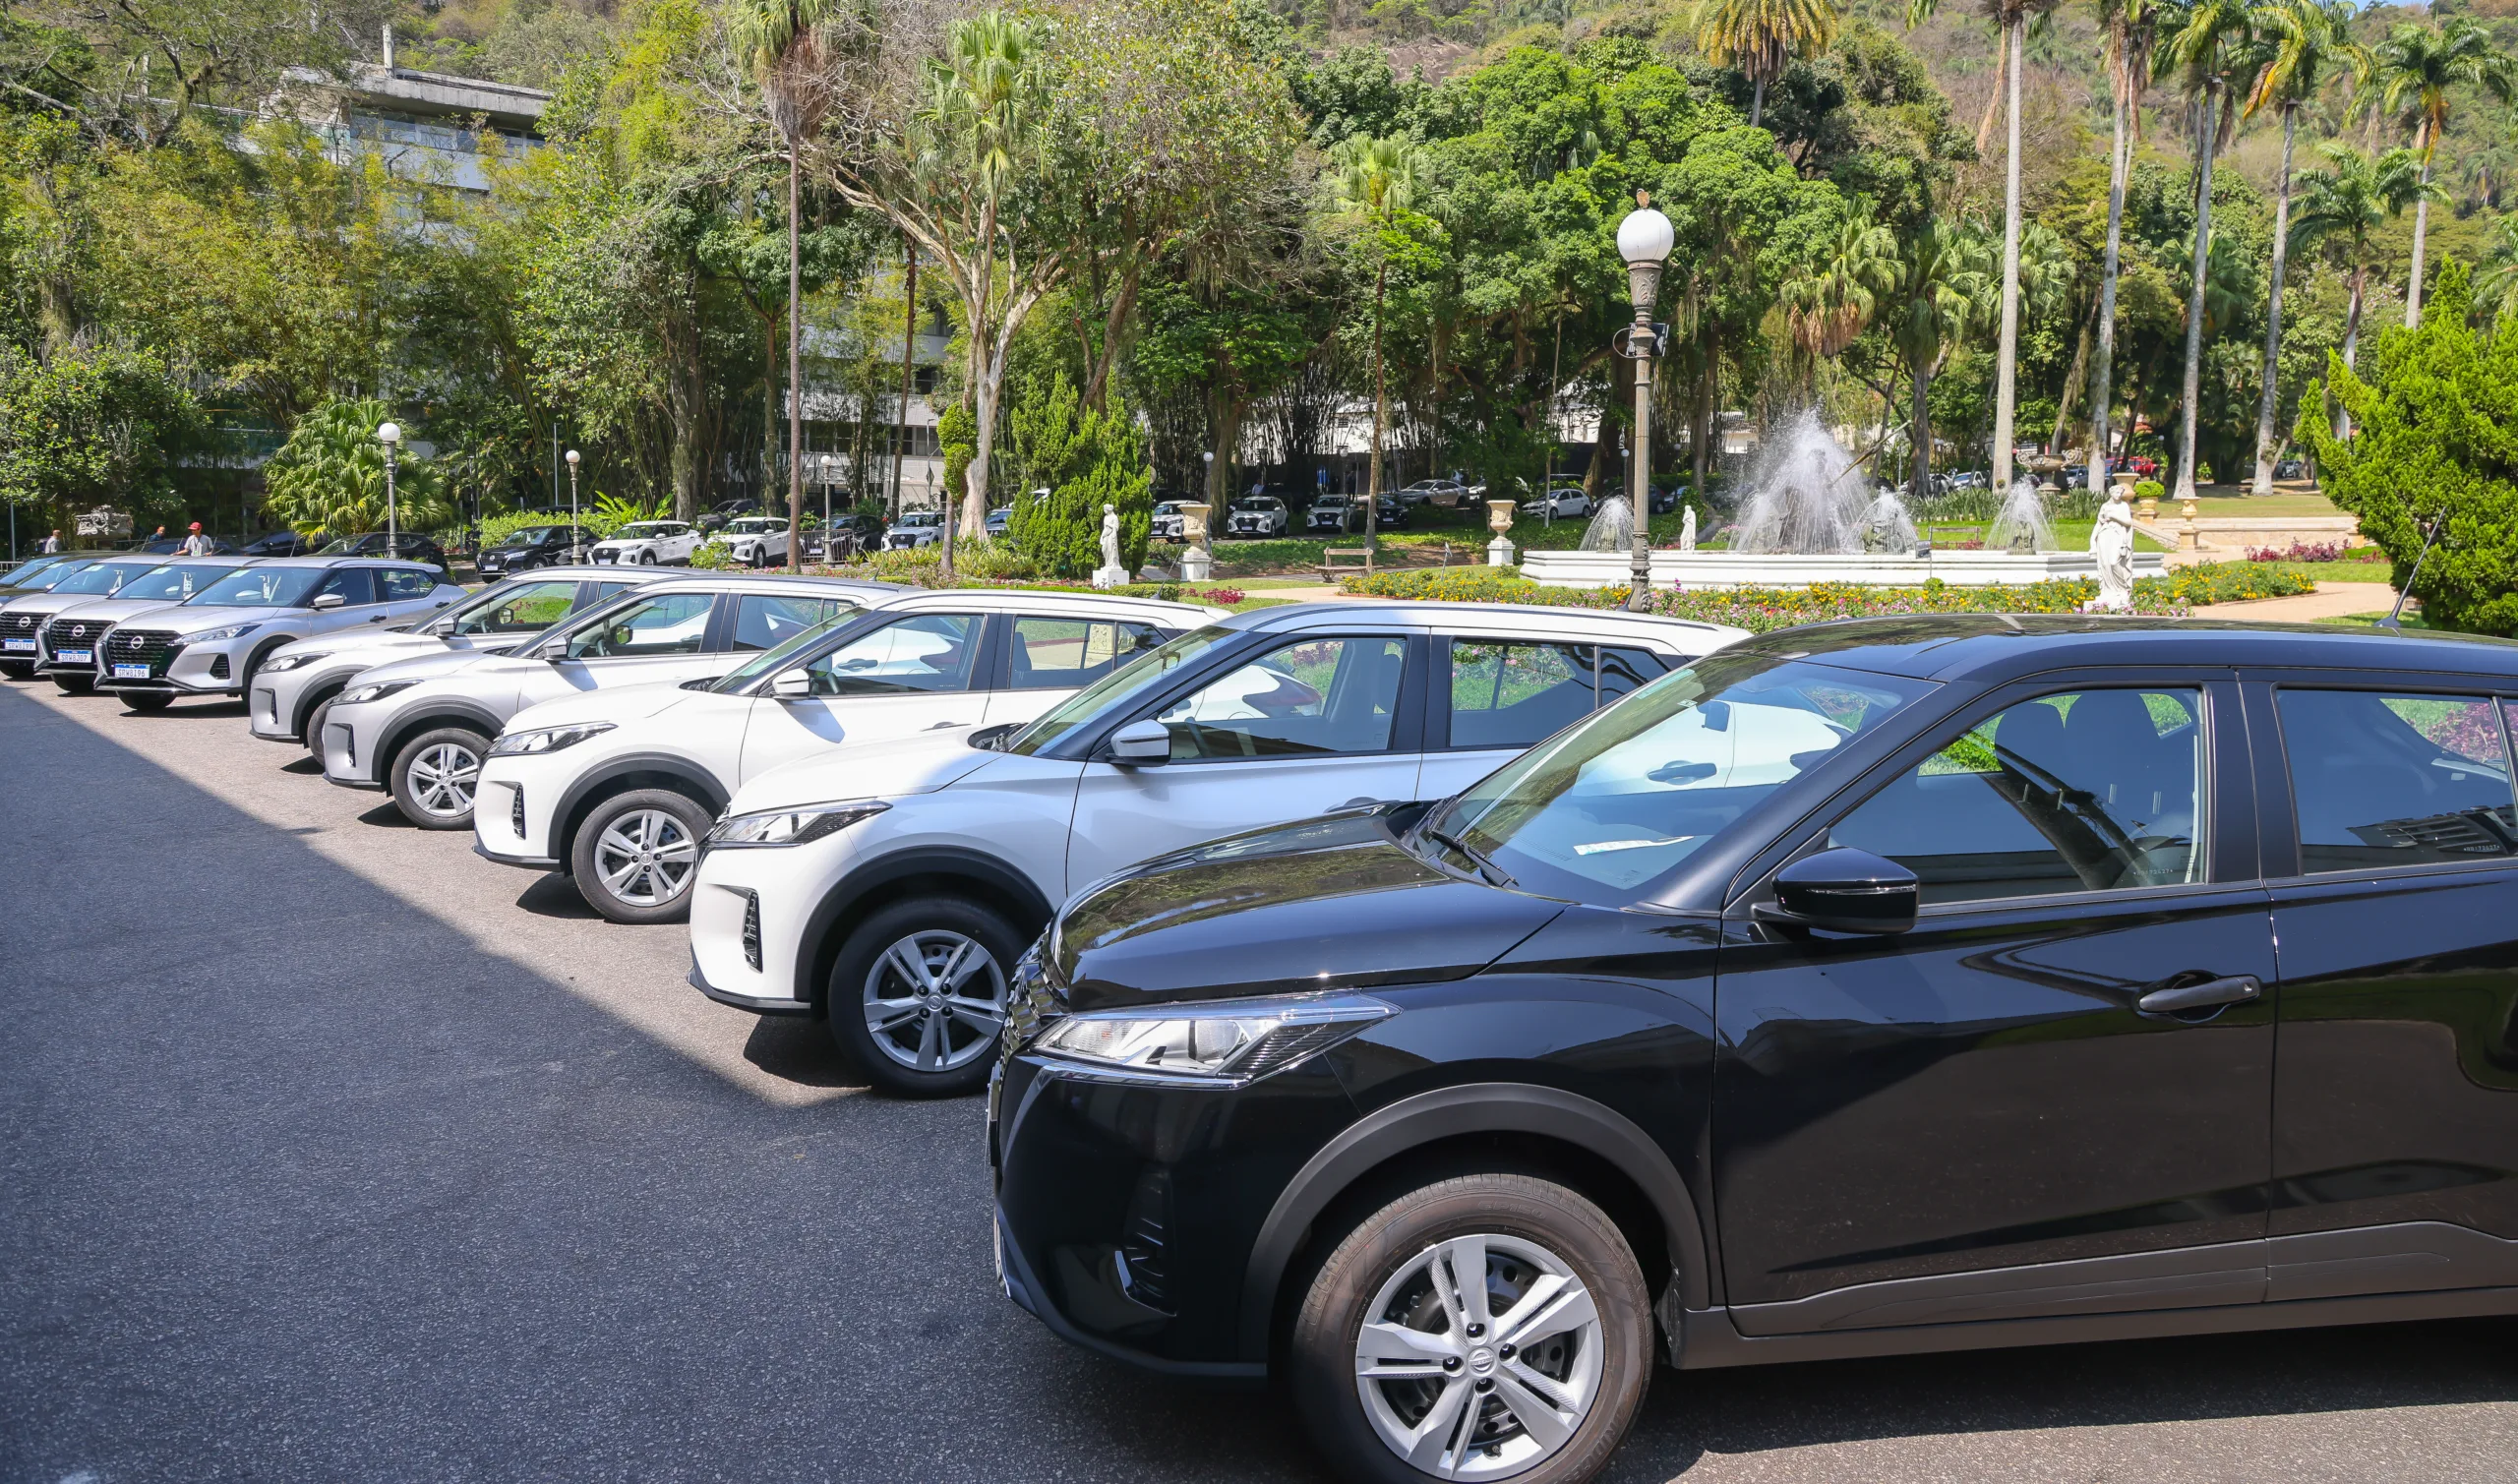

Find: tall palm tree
[1694,0,1841,128]
[2158,0,2258,502]
[1909,0,2062,495]
[1780,203,1900,360]
[2287,142,2426,436]
[2086,0,2158,492]
[2240,0,2366,494]
[732,0,853,572]
[1330,134,1419,550]
[1886,217,1996,505]
[2370,18,2517,328]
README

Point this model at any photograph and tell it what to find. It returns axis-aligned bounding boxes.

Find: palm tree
[2158,0,2257,502]
[2086,0,2158,492]
[2240,0,2366,494]
[1908,0,2062,495]
[2370,18,2517,328]
[2476,214,2518,329]
[2287,142,2426,436]
[1885,217,1996,506]
[732,0,853,572]
[1780,203,1900,360]
[1330,134,1419,550]
[1695,0,1841,128]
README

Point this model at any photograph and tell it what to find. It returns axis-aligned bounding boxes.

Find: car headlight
[262,652,329,673]
[340,678,422,706]
[487,721,617,757]
[1033,993,1394,1085]
[191,623,262,642]
[704,799,888,848]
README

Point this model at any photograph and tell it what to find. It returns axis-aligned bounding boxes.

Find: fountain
[1732,409,1875,554]
[1987,477,2056,555]
[1578,495,1634,552]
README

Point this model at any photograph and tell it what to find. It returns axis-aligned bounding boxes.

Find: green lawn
[2190,492,2344,518]
[2281,560,2396,582]
[2318,610,2428,629]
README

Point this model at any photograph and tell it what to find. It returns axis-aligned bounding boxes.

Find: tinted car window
[312,567,378,607]
[802,613,979,695]
[732,594,846,652]
[379,568,437,601]
[2279,689,2518,871]
[1154,636,1406,761]
[193,566,327,608]
[1831,688,2207,905]
[452,579,580,634]
[1447,640,1662,750]
[1009,617,1167,690]
[563,592,715,658]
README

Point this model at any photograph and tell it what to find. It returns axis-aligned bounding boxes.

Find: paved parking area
[4,678,2513,1483]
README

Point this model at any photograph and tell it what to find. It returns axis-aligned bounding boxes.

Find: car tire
[569,789,712,924]
[1289,1172,1651,1484]
[123,691,173,713]
[301,692,341,756]
[638,550,657,565]
[388,726,491,829]
[52,673,93,694]
[825,896,1020,1098]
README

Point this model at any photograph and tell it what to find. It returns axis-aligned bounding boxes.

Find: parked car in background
[319,574,899,829]
[248,566,676,752]
[473,589,1224,923]
[242,531,320,559]
[34,558,252,692]
[1225,495,1289,539]
[477,525,594,577]
[1522,486,1592,520]
[2275,458,2308,480]
[0,554,91,598]
[806,514,887,563]
[127,535,243,556]
[1149,502,1192,541]
[90,559,464,714]
[318,532,450,570]
[884,510,945,551]
[0,557,178,679]
[716,516,792,567]
[686,601,1745,1095]
[1306,495,1407,533]
[984,506,1014,539]
[590,520,702,566]
[1945,469,1990,491]
[697,498,763,533]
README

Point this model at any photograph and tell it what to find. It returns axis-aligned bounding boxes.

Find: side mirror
[770,670,813,699]
[1764,847,1919,935]
[309,592,346,611]
[1107,718,1171,766]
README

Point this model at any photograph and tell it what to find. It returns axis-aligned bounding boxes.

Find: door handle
[2136,974,2262,1016]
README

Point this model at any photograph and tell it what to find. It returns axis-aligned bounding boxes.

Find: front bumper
[471,756,572,863]
[93,638,248,695]
[320,704,390,788]
[686,832,870,1012]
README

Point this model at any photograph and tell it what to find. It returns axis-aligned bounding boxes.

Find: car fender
[550,752,734,863]
[372,699,511,787]
[795,845,1056,1006]
[1236,1081,1709,1364]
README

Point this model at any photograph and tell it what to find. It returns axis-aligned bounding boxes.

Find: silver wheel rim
[406,742,481,819]
[1352,1233,1604,1481]
[592,808,699,908]
[861,929,1007,1073]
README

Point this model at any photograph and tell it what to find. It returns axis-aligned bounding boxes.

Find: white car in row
[470,588,1228,923]
[320,573,900,829]
[716,516,793,567]
[589,520,704,566]
[683,602,1745,1095]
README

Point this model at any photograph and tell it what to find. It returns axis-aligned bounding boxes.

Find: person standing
[177,521,215,557]
[39,529,61,554]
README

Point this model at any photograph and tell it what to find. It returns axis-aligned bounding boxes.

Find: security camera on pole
[1614,193,1673,613]
[565,448,581,560]
[377,422,401,555]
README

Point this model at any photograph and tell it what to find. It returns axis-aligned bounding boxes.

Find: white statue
[1090,503,1130,589]
[2085,483,2135,612]
[1679,505,1698,552]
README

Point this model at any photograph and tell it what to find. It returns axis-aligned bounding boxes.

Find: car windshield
[616,523,684,538]
[440,576,583,635]
[114,563,246,603]
[1419,655,1931,905]
[190,566,330,608]
[498,527,562,549]
[2,555,73,584]
[49,560,161,596]
[11,558,93,589]
[1231,499,1277,511]
[1007,623,1241,756]
[895,512,941,527]
[727,518,782,533]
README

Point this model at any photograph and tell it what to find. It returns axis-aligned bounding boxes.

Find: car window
[48,561,158,596]
[563,592,716,659]
[1447,640,1664,750]
[732,594,846,652]
[798,612,980,695]
[457,579,580,634]
[1009,616,1168,691]
[590,581,635,601]
[1830,688,2207,905]
[113,564,243,603]
[192,566,326,608]
[2278,689,2518,872]
[379,568,437,601]
[1152,635,1407,761]
[312,568,378,607]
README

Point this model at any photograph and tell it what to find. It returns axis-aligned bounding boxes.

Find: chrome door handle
[2137,974,2262,1016]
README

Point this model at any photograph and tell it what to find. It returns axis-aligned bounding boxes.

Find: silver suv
[33,558,253,692]
[248,566,674,754]
[93,559,467,713]
[0,557,178,681]
[320,573,900,829]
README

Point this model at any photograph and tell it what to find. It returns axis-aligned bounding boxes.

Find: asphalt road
[5,677,2514,1484]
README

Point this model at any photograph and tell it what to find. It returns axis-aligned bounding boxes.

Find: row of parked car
[10,541,2516,1484]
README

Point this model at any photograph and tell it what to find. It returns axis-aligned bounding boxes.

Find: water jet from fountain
[1578,495,1634,552]
[1731,409,1913,554]
[1987,477,2056,554]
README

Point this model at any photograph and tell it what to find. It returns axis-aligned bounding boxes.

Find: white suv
[716,516,791,567]
[685,602,1745,1096]
[589,520,702,566]
[249,566,674,753]
[320,573,899,829]
[472,589,1228,924]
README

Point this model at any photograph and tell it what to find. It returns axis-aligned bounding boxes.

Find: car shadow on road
[740,1016,871,1092]
[512,871,597,919]
[280,755,322,775]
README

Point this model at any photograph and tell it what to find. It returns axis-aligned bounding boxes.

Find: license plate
[2,637,31,652]
[56,647,90,664]
[111,663,151,679]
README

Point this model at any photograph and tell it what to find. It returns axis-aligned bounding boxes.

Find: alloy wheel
[592,808,700,908]
[1352,1233,1605,1481]
[406,742,482,819]
[860,929,1008,1073]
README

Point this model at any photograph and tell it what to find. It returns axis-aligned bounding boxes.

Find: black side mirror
[1764,847,1920,935]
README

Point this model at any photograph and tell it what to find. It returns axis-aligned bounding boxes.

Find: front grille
[741,891,762,971]
[104,628,179,678]
[510,785,526,842]
[0,611,41,639]
[1004,938,1063,1052]
[209,653,230,681]
[42,617,106,663]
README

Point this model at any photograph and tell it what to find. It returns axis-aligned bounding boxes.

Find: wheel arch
[373,703,508,787]
[551,755,731,868]
[794,848,1055,1010]
[1239,1082,1710,1367]
[289,675,351,739]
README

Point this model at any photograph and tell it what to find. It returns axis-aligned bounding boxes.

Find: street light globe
[377,421,400,446]
[565,448,580,467]
[1616,206,1674,266]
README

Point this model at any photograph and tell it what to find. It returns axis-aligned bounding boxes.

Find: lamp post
[564,448,581,559]
[376,422,401,555]
[817,453,838,562]
[1615,194,1673,612]
[1202,450,1216,524]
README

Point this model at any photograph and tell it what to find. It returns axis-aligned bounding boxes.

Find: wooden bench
[1318,546,1375,582]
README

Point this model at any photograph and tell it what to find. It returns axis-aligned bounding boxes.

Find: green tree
[261,397,451,537]
[0,342,199,529]
[1885,215,1995,503]
[2475,214,2518,330]
[2157,0,2258,501]
[1328,133,1420,548]
[1002,372,1152,576]
[2086,0,2159,491]
[1692,0,1840,128]
[2288,142,2426,437]
[2369,17,2516,330]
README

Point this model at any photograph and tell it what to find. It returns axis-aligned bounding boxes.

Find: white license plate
[56,648,90,664]
[111,663,152,679]
[1,637,31,652]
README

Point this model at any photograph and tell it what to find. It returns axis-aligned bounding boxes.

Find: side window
[311,568,378,607]
[588,581,634,602]
[1153,636,1407,761]
[1445,640,1667,750]
[732,594,845,652]
[1829,688,2207,905]
[1008,616,1167,690]
[2279,689,2518,872]
[379,568,437,601]
[564,592,716,659]
[461,580,579,634]
[802,613,981,695]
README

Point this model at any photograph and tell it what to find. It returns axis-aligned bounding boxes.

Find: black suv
[476,525,589,576]
[317,532,449,569]
[992,616,2518,1484]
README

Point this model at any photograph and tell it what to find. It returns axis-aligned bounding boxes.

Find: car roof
[635,573,909,597]
[240,556,446,571]
[1219,600,1747,643]
[497,564,678,582]
[1711,613,2518,684]
[867,588,1229,622]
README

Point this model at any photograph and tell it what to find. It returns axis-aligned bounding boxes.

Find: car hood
[344,646,524,685]
[3,590,116,621]
[267,628,455,664]
[1049,811,1565,1013]
[133,604,297,636]
[506,680,704,734]
[38,595,197,627]
[726,730,1004,813]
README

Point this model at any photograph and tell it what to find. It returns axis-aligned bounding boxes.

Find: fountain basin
[1520,549,2169,589]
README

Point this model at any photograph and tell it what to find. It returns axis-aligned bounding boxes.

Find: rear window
[2279,689,2518,872]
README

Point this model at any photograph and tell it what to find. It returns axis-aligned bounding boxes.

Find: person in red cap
[177,521,215,557]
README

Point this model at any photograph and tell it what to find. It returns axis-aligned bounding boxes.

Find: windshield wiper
[1419,824,1515,888]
